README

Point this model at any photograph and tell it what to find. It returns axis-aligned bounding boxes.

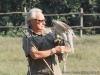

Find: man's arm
[29,49,53,59]
[29,46,65,59]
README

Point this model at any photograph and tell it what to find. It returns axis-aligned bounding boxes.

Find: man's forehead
[36,12,45,19]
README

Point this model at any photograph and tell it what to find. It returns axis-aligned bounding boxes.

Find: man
[22,8,71,75]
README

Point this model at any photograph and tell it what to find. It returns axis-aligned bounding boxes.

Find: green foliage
[0,0,100,36]
[0,28,24,37]
[7,28,24,37]
[83,28,96,35]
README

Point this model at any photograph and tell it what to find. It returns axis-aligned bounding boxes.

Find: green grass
[0,35,100,75]
[0,37,27,75]
[62,35,100,75]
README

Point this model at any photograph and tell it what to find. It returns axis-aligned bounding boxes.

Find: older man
[22,8,70,75]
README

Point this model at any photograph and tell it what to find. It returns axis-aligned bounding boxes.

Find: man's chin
[38,28,44,31]
[41,27,45,30]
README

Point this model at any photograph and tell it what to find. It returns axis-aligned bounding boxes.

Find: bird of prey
[52,19,77,53]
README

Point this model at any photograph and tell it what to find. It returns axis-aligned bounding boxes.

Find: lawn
[0,35,100,75]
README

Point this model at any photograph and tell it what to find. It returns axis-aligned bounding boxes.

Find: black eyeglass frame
[34,19,46,23]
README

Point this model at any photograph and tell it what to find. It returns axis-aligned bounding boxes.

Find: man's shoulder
[23,29,32,39]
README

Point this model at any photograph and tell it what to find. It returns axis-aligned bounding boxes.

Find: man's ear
[29,20,32,25]
[28,20,32,28]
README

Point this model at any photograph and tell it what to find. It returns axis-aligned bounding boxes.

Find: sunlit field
[0,35,100,75]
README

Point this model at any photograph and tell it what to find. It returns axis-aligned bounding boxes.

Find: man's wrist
[51,48,56,55]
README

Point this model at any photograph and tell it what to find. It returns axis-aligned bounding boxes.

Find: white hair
[25,8,42,27]
[27,8,42,20]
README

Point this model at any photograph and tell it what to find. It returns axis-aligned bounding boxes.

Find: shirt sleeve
[22,36,35,57]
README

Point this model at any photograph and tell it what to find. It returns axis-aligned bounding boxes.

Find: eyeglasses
[34,19,46,23]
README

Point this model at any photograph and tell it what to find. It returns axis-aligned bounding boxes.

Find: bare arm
[29,45,66,59]
[29,49,52,59]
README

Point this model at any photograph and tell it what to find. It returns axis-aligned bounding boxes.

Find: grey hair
[25,8,42,27]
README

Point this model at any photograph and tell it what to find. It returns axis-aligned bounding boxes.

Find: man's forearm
[29,49,55,59]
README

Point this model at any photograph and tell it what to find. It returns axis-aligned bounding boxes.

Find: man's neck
[31,28,43,35]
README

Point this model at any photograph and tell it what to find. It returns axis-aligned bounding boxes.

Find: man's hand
[54,45,71,54]
[54,46,65,54]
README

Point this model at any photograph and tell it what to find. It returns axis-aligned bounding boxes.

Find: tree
[0,0,100,36]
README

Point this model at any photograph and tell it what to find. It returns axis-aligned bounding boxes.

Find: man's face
[29,12,46,31]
